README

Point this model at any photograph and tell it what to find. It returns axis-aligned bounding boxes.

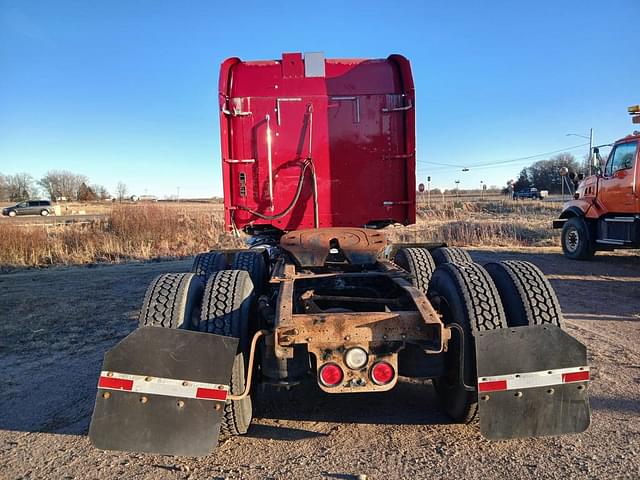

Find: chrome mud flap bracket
[475,324,590,440]
[89,327,238,456]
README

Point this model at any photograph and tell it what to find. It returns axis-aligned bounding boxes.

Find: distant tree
[92,184,110,200]
[38,170,89,201]
[510,152,581,194]
[528,153,580,193]
[0,173,9,201]
[77,182,97,201]
[513,168,531,191]
[5,173,36,201]
[116,181,128,202]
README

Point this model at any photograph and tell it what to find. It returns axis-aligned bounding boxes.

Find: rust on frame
[280,227,388,267]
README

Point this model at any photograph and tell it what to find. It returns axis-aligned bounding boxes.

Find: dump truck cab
[554,106,640,259]
[89,53,591,457]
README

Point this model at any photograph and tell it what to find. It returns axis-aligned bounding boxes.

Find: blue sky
[1,0,638,197]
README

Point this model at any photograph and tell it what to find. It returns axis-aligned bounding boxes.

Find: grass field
[0,199,563,268]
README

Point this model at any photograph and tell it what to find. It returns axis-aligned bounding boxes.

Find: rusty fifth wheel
[88,53,591,456]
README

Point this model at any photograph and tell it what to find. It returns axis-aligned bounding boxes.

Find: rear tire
[561,217,594,260]
[431,247,472,266]
[40,209,49,216]
[428,262,506,423]
[191,251,227,280]
[485,260,562,328]
[231,251,267,296]
[394,247,435,294]
[138,273,204,329]
[197,270,255,436]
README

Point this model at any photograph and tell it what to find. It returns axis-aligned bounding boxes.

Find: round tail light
[370,361,395,385]
[344,347,368,370]
[319,363,344,387]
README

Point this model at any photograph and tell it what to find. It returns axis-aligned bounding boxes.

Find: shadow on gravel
[253,377,450,427]
[590,395,640,415]
[0,346,112,436]
[469,249,640,277]
[247,424,328,441]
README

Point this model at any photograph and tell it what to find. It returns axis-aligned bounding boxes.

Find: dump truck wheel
[394,247,435,293]
[197,270,254,436]
[561,217,595,260]
[191,251,227,279]
[231,251,267,296]
[485,260,562,328]
[138,272,204,329]
[431,247,472,266]
[428,262,506,423]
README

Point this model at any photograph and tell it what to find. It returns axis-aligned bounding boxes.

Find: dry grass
[0,204,241,268]
[0,199,562,268]
[388,199,562,247]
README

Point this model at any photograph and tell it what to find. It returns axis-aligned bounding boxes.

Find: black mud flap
[475,324,590,440]
[89,326,238,456]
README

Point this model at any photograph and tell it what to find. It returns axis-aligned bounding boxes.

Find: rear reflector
[562,370,590,383]
[370,361,395,385]
[195,387,228,401]
[478,380,507,393]
[477,366,589,393]
[319,363,344,387]
[97,371,229,401]
[98,376,133,391]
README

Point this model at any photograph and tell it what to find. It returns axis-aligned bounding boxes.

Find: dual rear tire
[428,259,563,423]
[394,246,564,423]
[137,250,266,437]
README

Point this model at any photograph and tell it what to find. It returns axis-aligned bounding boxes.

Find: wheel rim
[565,227,580,253]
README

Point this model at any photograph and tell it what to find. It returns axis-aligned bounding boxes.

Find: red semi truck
[89,53,590,456]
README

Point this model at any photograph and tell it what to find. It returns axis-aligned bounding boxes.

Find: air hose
[232,158,319,228]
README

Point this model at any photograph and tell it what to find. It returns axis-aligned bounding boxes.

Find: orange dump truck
[554,106,640,259]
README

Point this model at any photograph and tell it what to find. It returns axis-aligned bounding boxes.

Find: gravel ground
[0,248,639,479]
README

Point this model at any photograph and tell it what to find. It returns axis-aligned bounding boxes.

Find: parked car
[2,200,54,217]
[513,187,541,200]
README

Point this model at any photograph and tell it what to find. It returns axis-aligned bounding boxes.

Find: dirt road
[1,249,639,479]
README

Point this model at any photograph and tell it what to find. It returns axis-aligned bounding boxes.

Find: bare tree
[92,184,110,200]
[5,173,36,201]
[116,181,128,202]
[38,170,89,201]
[0,173,9,201]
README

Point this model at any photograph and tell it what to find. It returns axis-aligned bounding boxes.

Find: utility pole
[588,128,594,176]
[177,186,180,202]
[566,130,594,175]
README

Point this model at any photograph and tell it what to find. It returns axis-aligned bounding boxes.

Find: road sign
[418,183,425,193]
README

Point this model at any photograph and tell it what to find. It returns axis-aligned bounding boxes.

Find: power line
[416,142,590,171]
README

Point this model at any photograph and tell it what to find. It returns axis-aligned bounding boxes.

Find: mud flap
[89,326,238,456]
[475,324,590,440]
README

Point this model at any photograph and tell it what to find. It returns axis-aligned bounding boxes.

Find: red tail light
[371,361,395,385]
[319,363,344,387]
